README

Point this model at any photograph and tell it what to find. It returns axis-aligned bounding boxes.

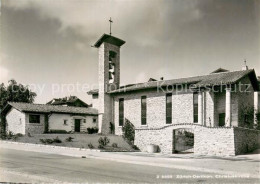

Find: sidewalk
[1,141,259,179]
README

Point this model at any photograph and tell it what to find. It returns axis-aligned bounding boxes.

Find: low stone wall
[135,124,259,156]
[233,127,260,154]
[194,126,235,156]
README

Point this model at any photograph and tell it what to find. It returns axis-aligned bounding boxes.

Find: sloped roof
[210,68,229,73]
[87,89,99,95]
[3,102,98,115]
[87,69,259,95]
[46,96,88,107]
[94,34,125,48]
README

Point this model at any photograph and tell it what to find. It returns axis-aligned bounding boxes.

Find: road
[0,148,259,183]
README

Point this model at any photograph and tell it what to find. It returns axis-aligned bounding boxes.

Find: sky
[0,0,260,104]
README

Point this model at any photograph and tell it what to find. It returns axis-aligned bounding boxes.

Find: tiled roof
[46,96,89,107]
[87,69,259,94]
[87,89,99,95]
[7,102,98,115]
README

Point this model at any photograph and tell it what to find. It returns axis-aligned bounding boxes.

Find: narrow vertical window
[119,98,124,126]
[166,93,172,124]
[141,96,147,125]
[193,93,198,123]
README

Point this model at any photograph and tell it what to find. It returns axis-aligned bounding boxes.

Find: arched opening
[172,128,194,154]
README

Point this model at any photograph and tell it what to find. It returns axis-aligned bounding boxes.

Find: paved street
[0,148,259,183]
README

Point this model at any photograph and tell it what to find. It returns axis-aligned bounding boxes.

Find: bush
[88,143,94,149]
[39,139,46,144]
[112,143,118,148]
[65,137,74,142]
[45,139,54,144]
[16,133,23,137]
[6,131,14,140]
[12,135,19,141]
[122,119,135,144]
[39,137,62,144]
[0,133,6,140]
[87,127,99,134]
[49,130,68,134]
[98,145,104,149]
[132,145,139,150]
[98,136,110,147]
[53,136,62,143]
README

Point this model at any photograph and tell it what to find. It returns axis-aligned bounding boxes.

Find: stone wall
[6,107,26,134]
[194,126,235,156]
[135,124,259,156]
[237,76,255,127]
[233,127,260,154]
[25,113,45,134]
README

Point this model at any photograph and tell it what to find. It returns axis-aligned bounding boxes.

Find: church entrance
[173,129,194,153]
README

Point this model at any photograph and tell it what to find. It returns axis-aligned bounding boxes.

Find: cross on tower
[109,17,113,35]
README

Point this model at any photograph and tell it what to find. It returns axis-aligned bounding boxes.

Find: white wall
[49,114,73,132]
[6,107,26,134]
[49,113,98,133]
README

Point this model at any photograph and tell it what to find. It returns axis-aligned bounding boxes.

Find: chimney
[242,59,248,70]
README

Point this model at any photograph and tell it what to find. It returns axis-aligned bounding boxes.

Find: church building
[88,33,260,156]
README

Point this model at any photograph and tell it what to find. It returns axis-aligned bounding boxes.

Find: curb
[0,140,101,152]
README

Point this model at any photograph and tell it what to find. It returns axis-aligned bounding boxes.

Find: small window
[166,93,172,124]
[83,119,86,123]
[193,93,198,123]
[29,114,40,123]
[93,118,97,123]
[64,120,68,125]
[119,98,124,126]
[141,96,147,125]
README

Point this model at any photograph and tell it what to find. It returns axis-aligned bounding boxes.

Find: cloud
[0,53,9,83]
[3,0,203,46]
[0,66,9,84]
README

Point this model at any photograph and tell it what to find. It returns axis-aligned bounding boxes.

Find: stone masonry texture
[135,124,260,156]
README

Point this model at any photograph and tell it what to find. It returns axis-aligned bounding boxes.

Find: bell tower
[94,33,125,134]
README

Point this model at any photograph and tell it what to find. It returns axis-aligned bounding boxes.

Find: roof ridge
[131,69,254,85]
[8,102,90,109]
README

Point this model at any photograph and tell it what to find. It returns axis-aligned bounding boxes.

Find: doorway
[173,129,194,154]
[219,113,225,127]
[74,119,81,132]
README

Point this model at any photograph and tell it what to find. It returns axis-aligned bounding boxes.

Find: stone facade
[24,113,45,134]
[113,89,196,135]
[91,33,259,156]
[113,78,254,136]
[135,123,260,156]
[233,127,259,154]
[5,107,98,135]
[98,42,121,134]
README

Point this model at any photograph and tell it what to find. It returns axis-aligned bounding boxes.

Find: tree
[122,119,135,145]
[0,79,36,110]
[0,79,37,136]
